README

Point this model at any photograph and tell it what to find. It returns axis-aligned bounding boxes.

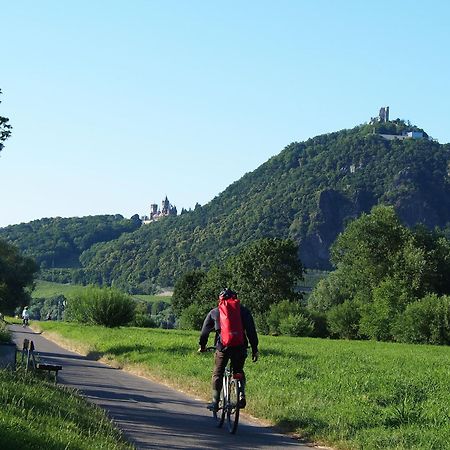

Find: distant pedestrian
[22,306,30,327]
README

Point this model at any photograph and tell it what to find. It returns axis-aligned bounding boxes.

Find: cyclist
[198,288,259,411]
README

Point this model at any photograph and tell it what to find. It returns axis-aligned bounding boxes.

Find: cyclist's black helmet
[219,288,237,300]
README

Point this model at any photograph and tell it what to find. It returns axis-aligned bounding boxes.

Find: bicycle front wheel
[226,379,240,434]
[213,386,225,427]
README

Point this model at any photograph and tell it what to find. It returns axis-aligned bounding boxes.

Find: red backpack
[219,297,245,347]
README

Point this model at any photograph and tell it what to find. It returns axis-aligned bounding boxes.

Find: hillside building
[141,196,177,224]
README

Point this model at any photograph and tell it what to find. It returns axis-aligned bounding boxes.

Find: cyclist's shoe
[207,402,219,412]
[238,394,246,409]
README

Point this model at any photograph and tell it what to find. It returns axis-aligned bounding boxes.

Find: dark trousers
[212,347,247,393]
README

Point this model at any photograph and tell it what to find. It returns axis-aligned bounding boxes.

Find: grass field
[0,369,132,450]
[31,280,88,299]
[32,280,171,304]
[33,321,450,450]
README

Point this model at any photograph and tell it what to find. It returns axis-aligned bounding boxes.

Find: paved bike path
[10,325,314,450]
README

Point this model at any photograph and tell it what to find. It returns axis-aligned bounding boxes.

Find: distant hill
[3,120,450,293]
[0,215,141,268]
[79,120,450,292]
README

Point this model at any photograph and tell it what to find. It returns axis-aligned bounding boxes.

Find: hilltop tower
[379,106,389,122]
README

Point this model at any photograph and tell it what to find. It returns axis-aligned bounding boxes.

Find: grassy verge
[34,321,450,450]
[0,369,133,450]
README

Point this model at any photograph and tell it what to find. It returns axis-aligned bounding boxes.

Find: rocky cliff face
[299,189,376,268]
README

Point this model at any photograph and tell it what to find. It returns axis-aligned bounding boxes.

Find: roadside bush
[393,294,450,344]
[327,300,360,339]
[0,320,10,343]
[66,286,135,327]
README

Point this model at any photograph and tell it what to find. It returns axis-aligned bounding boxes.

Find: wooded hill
[2,120,450,293]
[0,215,141,268]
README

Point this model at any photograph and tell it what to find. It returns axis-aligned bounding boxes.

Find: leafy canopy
[0,239,38,313]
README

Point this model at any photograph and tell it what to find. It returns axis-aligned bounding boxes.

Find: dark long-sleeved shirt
[199,304,259,353]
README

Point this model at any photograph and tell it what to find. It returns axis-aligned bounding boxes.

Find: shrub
[359,278,411,341]
[393,294,450,344]
[327,300,360,339]
[0,320,10,343]
[133,302,157,328]
[66,286,135,327]
[307,309,329,338]
[267,300,301,335]
[178,303,210,330]
[359,300,391,341]
[279,313,314,337]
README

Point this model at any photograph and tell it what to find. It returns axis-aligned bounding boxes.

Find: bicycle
[205,347,243,434]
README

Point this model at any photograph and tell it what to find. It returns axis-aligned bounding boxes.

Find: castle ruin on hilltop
[370,106,390,124]
[370,106,425,141]
[141,196,177,224]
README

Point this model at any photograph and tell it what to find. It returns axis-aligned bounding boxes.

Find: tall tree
[0,240,38,314]
[227,238,304,318]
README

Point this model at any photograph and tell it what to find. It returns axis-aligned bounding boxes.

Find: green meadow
[32,280,171,304]
[34,321,450,450]
[31,280,88,299]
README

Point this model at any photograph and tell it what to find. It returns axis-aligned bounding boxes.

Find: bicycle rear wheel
[226,379,240,434]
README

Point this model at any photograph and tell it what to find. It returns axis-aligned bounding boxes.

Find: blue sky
[1,1,449,227]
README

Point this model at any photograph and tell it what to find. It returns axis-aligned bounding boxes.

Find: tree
[227,238,304,319]
[330,205,408,296]
[0,89,12,153]
[172,269,206,315]
[311,204,450,342]
[0,239,38,313]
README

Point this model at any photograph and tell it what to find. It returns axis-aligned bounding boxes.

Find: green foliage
[65,286,135,327]
[0,214,141,270]
[178,302,210,330]
[133,303,157,328]
[172,239,303,331]
[0,89,12,151]
[358,277,410,340]
[312,205,450,343]
[227,238,304,318]
[307,270,347,312]
[278,313,314,337]
[28,295,66,321]
[172,269,206,315]
[0,239,38,314]
[36,322,450,450]
[327,300,361,339]
[0,320,11,343]
[267,299,314,336]
[393,294,450,344]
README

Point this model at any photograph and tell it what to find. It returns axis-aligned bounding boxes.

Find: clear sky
[1,1,449,228]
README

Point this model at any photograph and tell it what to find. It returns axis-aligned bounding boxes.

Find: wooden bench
[21,339,62,383]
